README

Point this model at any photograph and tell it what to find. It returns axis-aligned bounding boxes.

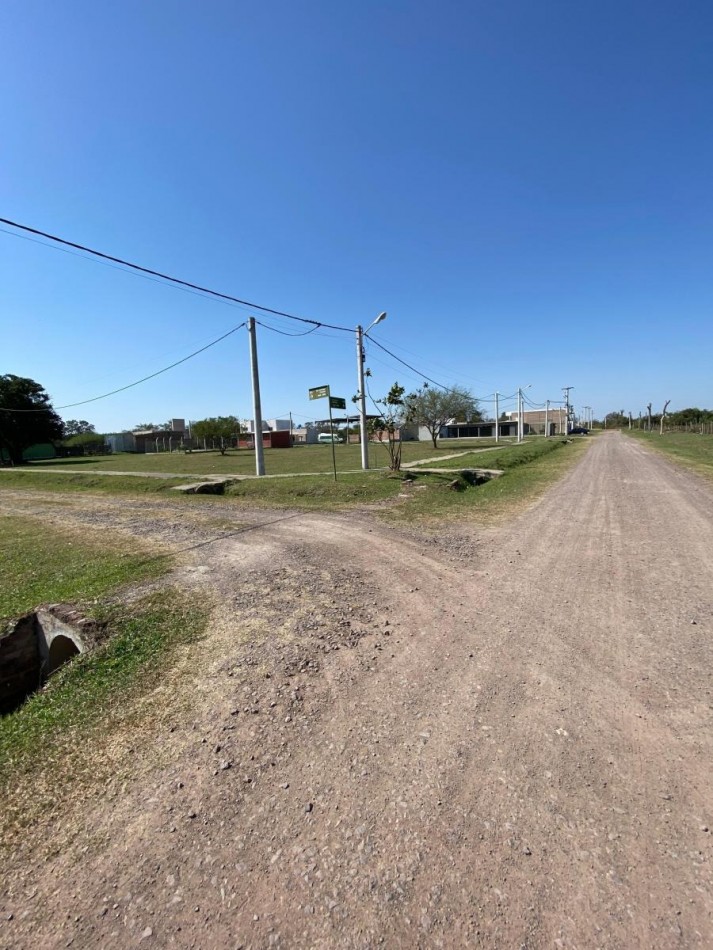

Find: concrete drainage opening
[47,634,81,674]
[0,606,104,715]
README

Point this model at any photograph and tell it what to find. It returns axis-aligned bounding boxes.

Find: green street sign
[329,396,346,410]
[309,385,330,400]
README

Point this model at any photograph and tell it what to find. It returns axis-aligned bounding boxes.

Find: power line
[0,321,246,412]
[373,333,496,391]
[0,217,353,333]
[255,318,319,338]
[366,335,496,400]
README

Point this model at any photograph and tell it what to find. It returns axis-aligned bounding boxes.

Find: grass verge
[0,515,169,621]
[225,438,590,523]
[0,470,189,495]
[386,437,591,524]
[626,431,713,483]
[0,589,208,849]
[415,438,567,470]
[0,517,207,848]
[224,472,405,508]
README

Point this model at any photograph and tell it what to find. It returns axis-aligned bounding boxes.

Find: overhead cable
[0,321,246,412]
[366,335,495,400]
[255,318,319,338]
[0,217,353,333]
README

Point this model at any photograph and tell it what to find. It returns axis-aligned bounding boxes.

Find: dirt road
[2,432,712,948]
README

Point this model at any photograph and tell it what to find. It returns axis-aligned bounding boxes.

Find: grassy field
[0,517,208,846]
[0,515,168,622]
[221,436,589,522]
[0,438,589,518]
[385,436,591,524]
[410,437,573,471]
[25,437,520,476]
[0,470,190,495]
[626,431,713,482]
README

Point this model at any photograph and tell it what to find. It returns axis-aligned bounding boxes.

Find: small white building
[246,418,291,433]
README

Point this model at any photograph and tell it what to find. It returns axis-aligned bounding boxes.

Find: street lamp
[356,312,387,470]
[517,384,532,443]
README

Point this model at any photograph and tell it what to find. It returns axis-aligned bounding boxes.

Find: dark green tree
[0,375,64,465]
[191,416,243,454]
[63,419,95,436]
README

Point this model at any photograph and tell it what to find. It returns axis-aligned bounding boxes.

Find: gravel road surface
[2,431,712,949]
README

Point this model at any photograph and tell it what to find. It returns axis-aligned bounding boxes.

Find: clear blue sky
[1,0,711,430]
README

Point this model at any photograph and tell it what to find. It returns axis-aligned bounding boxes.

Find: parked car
[569,426,589,435]
[317,433,343,444]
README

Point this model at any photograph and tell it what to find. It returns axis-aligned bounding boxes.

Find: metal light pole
[356,311,387,471]
[494,392,499,443]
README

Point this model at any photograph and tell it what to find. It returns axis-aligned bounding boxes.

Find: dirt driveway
[2,432,712,949]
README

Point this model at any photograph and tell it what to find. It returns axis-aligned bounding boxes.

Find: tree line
[0,374,249,464]
[605,406,713,429]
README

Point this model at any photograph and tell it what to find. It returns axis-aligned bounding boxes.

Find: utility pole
[355,324,369,470]
[562,386,573,435]
[494,392,499,443]
[647,402,652,431]
[517,388,523,443]
[544,399,550,438]
[247,317,265,476]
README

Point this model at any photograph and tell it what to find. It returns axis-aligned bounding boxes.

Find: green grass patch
[0,517,200,846]
[626,431,713,482]
[386,436,591,524]
[24,438,519,477]
[0,515,168,623]
[417,437,564,470]
[0,470,189,494]
[224,472,406,509]
[0,589,208,847]
[220,437,589,521]
[1,438,587,525]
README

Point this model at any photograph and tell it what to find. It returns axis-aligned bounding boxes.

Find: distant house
[105,418,188,454]
[419,421,518,440]
[506,409,566,436]
[245,418,291,433]
[292,426,318,444]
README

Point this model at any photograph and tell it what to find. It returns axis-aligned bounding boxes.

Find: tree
[63,419,95,437]
[404,383,480,448]
[133,422,166,432]
[190,416,243,454]
[659,399,671,436]
[0,375,64,465]
[369,383,406,471]
[604,411,629,428]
